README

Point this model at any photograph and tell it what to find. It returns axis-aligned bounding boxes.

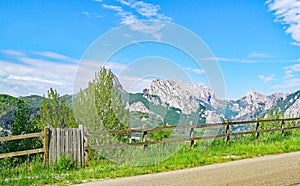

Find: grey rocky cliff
[149,79,212,114]
[122,77,299,123]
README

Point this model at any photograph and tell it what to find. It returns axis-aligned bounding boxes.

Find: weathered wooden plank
[48,127,52,164]
[284,125,300,130]
[65,129,69,155]
[72,129,76,162]
[0,148,44,159]
[52,128,57,163]
[79,125,84,166]
[68,129,73,161]
[0,132,44,142]
[56,128,61,160]
[61,128,65,156]
[77,129,80,166]
[0,125,86,167]
[44,127,49,164]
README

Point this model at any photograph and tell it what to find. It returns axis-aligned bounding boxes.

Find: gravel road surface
[77,151,300,186]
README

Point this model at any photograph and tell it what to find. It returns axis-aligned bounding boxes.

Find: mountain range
[1,78,300,134]
[125,79,300,127]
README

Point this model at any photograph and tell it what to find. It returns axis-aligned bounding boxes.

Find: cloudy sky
[0,0,300,99]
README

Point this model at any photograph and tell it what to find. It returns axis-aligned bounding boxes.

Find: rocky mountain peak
[244,89,268,105]
[148,79,214,114]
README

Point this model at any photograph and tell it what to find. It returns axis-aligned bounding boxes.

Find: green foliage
[1,129,300,186]
[129,111,162,128]
[127,93,149,106]
[259,106,284,138]
[6,99,42,153]
[54,155,76,171]
[38,88,77,129]
[148,124,172,141]
[0,94,18,131]
[74,67,130,145]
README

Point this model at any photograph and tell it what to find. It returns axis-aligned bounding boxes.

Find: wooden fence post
[256,118,260,139]
[83,130,88,167]
[142,124,148,151]
[44,126,50,165]
[190,121,195,148]
[79,125,84,167]
[225,119,230,144]
[281,119,285,137]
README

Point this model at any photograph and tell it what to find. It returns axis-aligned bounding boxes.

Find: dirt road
[78,151,300,186]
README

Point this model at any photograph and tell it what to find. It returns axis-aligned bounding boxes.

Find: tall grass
[1,129,300,186]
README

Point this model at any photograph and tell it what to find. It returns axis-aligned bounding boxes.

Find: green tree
[38,88,77,128]
[260,105,284,139]
[149,124,172,141]
[7,99,42,152]
[74,67,130,144]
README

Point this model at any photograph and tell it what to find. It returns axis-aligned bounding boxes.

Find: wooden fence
[88,117,300,149]
[1,118,300,165]
[0,132,45,159]
[0,125,87,167]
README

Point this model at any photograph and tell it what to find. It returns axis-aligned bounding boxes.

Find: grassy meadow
[1,129,300,186]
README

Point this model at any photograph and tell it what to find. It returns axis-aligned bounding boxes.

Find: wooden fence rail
[1,118,300,165]
[0,132,44,159]
[88,117,300,149]
[0,125,87,167]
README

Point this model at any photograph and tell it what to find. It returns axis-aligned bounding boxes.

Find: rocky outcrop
[285,98,300,117]
[149,79,212,114]
[234,89,286,120]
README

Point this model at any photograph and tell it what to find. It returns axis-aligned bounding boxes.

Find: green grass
[1,130,300,186]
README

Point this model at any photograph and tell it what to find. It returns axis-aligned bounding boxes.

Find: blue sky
[0,0,300,99]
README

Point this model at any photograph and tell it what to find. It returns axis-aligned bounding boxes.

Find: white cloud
[248,52,272,58]
[203,56,299,63]
[274,60,300,90]
[0,51,78,96]
[117,74,152,92]
[283,62,300,78]
[291,41,300,46]
[82,11,90,18]
[132,1,161,18]
[202,57,261,63]
[102,4,123,12]
[80,59,128,71]
[259,74,276,83]
[119,0,171,22]
[32,51,79,63]
[266,0,300,45]
[102,0,171,39]
[273,77,300,88]
[7,75,65,86]
[72,59,130,93]
[2,49,79,64]
[2,50,25,56]
[184,67,205,74]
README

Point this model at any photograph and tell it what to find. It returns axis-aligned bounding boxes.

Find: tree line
[0,67,129,163]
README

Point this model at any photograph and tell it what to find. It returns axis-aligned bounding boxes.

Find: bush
[54,155,76,171]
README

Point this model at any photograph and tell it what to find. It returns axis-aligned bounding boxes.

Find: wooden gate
[45,125,87,167]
